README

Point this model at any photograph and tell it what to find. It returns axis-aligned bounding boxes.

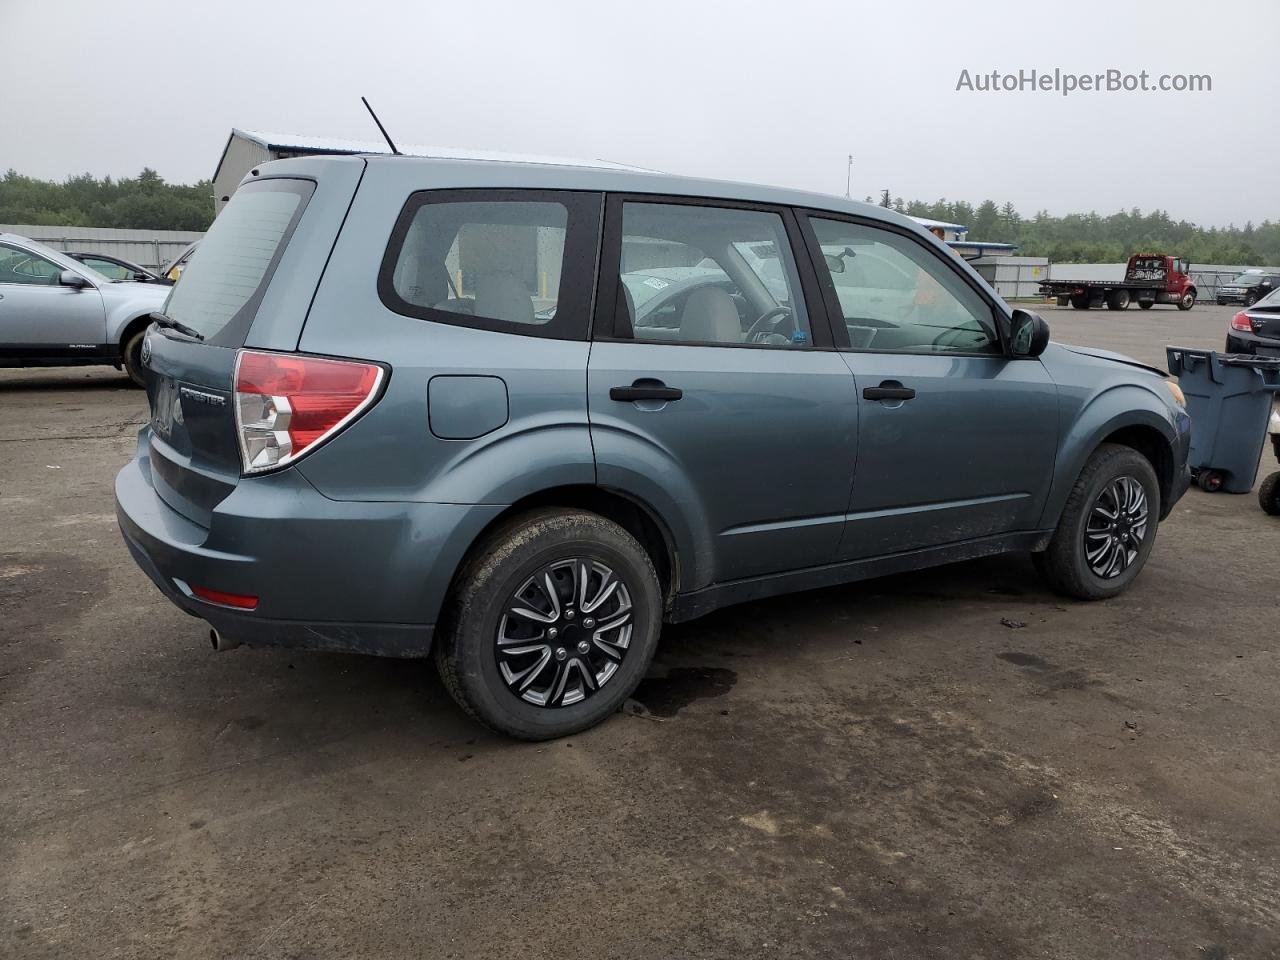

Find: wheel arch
[443,485,684,615]
[1040,389,1181,529]
[1098,423,1177,517]
[117,311,153,353]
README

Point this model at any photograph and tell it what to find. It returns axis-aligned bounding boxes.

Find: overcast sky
[1,0,1273,227]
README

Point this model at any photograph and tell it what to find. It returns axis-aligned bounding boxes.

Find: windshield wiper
[150,311,204,342]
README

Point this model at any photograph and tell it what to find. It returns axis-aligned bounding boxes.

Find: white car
[0,233,170,385]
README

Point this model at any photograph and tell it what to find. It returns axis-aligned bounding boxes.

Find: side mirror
[823,254,845,275]
[1009,308,1049,357]
[58,270,90,289]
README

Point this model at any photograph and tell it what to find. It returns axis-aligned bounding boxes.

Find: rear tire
[1070,295,1089,310]
[436,508,662,740]
[1178,290,1196,311]
[1138,301,1154,310]
[1259,472,1280,516]
[1107,290,1131,310]
[122,329,147,388]
[1034,444,1160,601]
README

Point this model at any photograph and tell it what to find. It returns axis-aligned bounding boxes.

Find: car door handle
[610,382,683,402]
[863,381,916,401]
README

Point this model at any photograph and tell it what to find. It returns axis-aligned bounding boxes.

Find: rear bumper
[1225,329,1280,356]
[114,438,504,657]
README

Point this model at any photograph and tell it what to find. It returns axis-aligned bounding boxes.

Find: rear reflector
[234,350,384,474]
[1230,311,1253,333]
[190,585,259,610]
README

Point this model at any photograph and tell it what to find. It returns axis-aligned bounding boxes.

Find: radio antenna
[361,97,401,155]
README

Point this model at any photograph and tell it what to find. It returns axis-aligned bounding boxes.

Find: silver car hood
[1057,343,1168,378]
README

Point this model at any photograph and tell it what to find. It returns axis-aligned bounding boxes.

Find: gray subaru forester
[115,154,1191,739]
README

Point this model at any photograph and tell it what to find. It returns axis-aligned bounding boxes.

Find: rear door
[801,213,1059,559]
[587,196,858,587]
[142,172,339,527]
[0,241,105,351]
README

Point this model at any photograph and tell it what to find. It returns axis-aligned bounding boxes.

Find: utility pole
[845,155,853,199]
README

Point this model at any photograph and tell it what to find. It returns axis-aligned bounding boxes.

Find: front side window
[613,202,811,348]
[80,257,131,280]
[0,244,61,285]
[808,218,1000,355]
[381,191,600,339]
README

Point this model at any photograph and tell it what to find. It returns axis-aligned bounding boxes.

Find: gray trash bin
[1166,346,1280,493]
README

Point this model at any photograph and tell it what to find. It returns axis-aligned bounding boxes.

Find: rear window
[163,178,313,345]
[378,189,602,340]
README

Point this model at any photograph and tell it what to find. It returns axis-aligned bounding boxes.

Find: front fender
[105,303,159,347]
[1039,382,1182,529]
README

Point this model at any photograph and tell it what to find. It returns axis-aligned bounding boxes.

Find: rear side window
[163,178,313,346]
[379,189,602,340]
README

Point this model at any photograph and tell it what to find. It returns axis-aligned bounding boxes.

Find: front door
[0,242,105,352]
[802,214,1059,560]
[587,198,859,587]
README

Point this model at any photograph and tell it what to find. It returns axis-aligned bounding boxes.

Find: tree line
[0,169,214,232]
[871,190,1278,266]
[1,169,1274,265]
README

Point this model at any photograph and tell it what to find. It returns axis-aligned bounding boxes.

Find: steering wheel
[745,306,794,344]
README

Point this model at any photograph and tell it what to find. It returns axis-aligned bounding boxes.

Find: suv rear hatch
[143,161,363,526]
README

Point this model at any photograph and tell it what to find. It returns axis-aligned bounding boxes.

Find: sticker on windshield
[642,277,670,290]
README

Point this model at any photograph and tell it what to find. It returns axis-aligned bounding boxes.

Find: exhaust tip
[209,629,241,652]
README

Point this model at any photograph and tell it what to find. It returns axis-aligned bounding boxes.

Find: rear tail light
[234,350,384,474]
[190,585,259,610]
[1230,311,1253,333]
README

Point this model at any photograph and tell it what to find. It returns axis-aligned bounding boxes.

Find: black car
[1225,286,1280,355]
[1216,271,1280,307]
[67,252,170,284]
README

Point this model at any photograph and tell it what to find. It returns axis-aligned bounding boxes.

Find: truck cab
[1123,253,1196,310]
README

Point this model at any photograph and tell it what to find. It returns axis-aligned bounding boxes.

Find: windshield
[162,179,312,344]
[1230,272,1263,285]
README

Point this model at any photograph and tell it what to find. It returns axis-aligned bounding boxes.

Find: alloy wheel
[1084,476,1149,578]
[495,558,634,707]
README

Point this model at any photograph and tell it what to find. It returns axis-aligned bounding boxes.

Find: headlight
[1165,380,1186,408]
[1269,408,1280,434]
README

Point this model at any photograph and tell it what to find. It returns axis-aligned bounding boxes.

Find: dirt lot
[2,303,1277,959]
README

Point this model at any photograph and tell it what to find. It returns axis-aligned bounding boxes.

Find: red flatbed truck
[1039,253,1197,311]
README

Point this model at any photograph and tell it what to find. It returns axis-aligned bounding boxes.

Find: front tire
[1245,292,1259,307]
[122,329,147,388]
[1034,444,1160,601]
[436,508,662,740]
